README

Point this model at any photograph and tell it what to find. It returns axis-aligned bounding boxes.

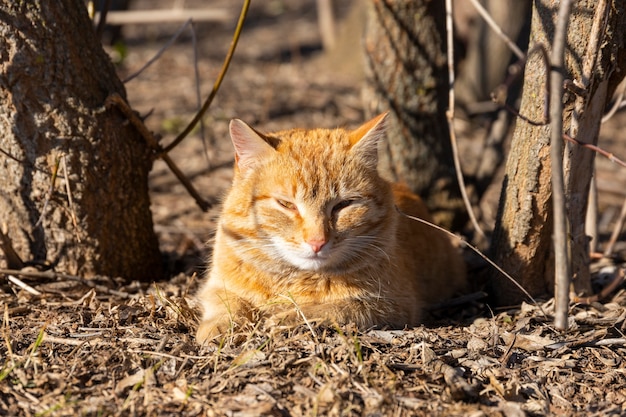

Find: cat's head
[221,113,396,274]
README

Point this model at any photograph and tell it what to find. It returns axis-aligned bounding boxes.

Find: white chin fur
[271,238,335,271]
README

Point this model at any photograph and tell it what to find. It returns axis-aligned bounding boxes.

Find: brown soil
[2,1,626,416]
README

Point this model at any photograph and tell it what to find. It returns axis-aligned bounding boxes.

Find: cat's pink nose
[307,238,327,253]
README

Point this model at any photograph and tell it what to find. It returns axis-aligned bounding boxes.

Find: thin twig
[0,268,131,299]
[123,19,194,83]
[7,275,42,296]
[562,133,626,168]
[604,198,626,257]
[0,228,24,269]
[586,175,598,253]
[161,0,251,155]
[61,154,80,239]
[574,267,625,304]
[492,45,552,126]
[34,156,61,228]
[190,21,210,157]
[105,93,213,211]
[467,0,525,60]
[547,336,626,350]
[276,294,319,341]
[396,207,545,316]
[42,334,89,347]
[445,0,485,238]
[551,0,573,331]
[93,8,229,25]
[601,79,626,123]
[95,0,112,39]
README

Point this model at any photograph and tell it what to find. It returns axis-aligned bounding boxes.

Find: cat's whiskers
[343,235,393,264]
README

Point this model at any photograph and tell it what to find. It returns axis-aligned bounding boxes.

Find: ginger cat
[196,113,466,343]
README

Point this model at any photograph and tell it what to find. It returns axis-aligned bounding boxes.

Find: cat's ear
[229,119,276,172]
[349,112,388,166]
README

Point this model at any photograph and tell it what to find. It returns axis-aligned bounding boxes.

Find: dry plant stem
[94,9,229,25]
[123,19,194,83]
[190,22,207,148]
[586,175,598,253]
[564,0,611,297]
[161,0,250,155]
[445,0,485,239]
[501,90,626,168]
[601,79,626,123]
[95,0,112,38]
[396,208,543,313]
[575,267,625,304]
[493,45,552,126]
[550,0,573,331]
[0,268,131,299]
[0,228,24,269]
[34,156,60,228]
[61,155,80,235]
[562,133,626,168]
[316,0,336,51]
[6,275,41,296]
[105,93,212,211]
[467,0,525,60]
[604,198,626,257]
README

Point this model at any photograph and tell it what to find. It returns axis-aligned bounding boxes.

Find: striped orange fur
[196,114,466,343]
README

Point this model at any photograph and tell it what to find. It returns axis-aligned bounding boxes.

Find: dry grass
[2,1,626,415]
[2,272,626,416]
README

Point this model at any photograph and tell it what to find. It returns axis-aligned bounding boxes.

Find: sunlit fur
[196,114,466,343]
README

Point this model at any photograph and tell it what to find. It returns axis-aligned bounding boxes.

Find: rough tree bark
[490,0,626,304]
[362,0,466,230]
[0,0,162,279]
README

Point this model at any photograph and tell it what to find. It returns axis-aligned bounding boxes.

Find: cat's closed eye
[276,198,298,211]
[331,199,355,214]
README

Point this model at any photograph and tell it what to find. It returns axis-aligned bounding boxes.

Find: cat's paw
[264,305,328,329]
[195,318,232,344]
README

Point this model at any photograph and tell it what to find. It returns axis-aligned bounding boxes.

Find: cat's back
[392,183,466,304]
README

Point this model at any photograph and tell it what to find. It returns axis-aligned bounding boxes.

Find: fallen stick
[94,9,229,25]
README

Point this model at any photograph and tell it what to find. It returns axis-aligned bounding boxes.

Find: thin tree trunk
[0,0,162,279]
[362,0,466,230]
[490,0,626,305]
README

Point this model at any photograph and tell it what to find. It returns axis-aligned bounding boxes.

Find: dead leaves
[1,276,626,415]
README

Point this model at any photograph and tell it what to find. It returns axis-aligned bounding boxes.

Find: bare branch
[445,0,485,238]
[0,227,24,270]
[602,80,626,123]
[551,0,574,332]
[161,0,251,155]
[7,275,42,296]
[0,268,131,299]
[61,155,80,238]
[123,19,194,83]
[603,198,626,258]
[492,45,551,126]
[396,207,545,315]
[562,133,626,168]
[574,267,625,304]
[93,8,230,25]
[105,93,214,211]
[467,0,525,60]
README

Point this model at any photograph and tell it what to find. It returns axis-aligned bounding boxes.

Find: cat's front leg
[195,287,253,344]
[263,298,384,330]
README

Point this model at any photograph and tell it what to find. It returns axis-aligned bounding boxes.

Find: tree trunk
[490,0,626,305]
[0,0,162,280]
[362,0,466,230]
